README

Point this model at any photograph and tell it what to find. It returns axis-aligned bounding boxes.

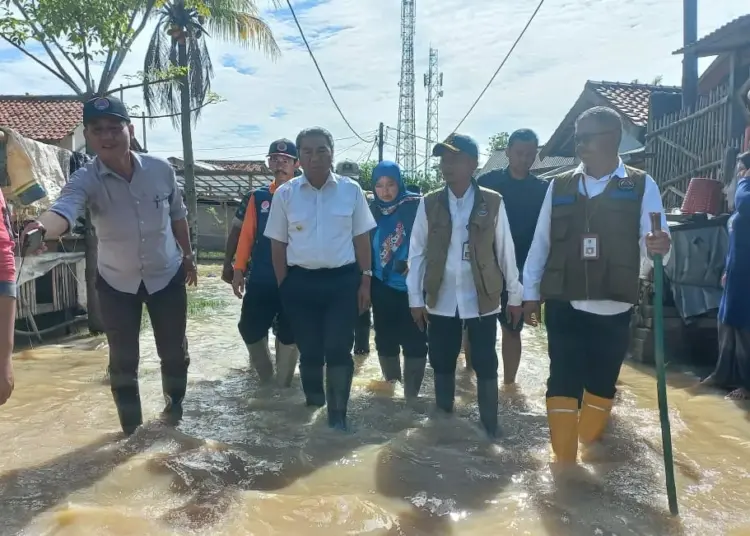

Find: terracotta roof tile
[673,15,750,57]
[0,95,82,141]
[586,81,682,127]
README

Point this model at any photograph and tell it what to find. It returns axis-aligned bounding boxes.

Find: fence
[646,84,745,209]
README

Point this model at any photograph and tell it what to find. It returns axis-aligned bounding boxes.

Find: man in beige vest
[523,107,671,463]
[406,134,523,437]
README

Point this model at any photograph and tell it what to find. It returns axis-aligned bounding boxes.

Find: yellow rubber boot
[546,396,580,463]
[578,391,614,445]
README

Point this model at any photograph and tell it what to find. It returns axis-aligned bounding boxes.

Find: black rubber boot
[477,379,499,438]
[161,373,187,425]
[326,365,354,431]
[434,373,455,413]
[300,366,326,407]
[378,356,402,382]
[111,384,142,435]
[403,357,426,399]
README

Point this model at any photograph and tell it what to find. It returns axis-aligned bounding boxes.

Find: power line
[452,0,546,132]
[285,0,370,143]
[147,134,374,154]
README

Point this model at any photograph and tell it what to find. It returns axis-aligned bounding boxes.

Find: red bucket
[680,177,724,215]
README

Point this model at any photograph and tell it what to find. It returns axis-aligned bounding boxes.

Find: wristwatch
[362,269,373,277]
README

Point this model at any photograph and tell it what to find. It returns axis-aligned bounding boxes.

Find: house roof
[673,15,750,57]
[540,80,682,159]
[202,159,271,174]
[479,148,576,175]
[0,95,82,141]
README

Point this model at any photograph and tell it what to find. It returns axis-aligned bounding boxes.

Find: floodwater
[1,272,749,536]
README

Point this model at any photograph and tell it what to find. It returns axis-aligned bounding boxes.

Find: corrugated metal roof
[480,148,577,174]
[673,15,750,57]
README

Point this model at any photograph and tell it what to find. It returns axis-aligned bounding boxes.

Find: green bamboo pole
[649,212,679,515]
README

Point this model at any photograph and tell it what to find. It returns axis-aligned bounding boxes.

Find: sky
[0,0,747,168]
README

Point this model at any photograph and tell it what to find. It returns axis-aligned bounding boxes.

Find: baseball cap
[335,160,360,177]
[268,138,298,159]
[432,133,479,159]
[83,96,130,124]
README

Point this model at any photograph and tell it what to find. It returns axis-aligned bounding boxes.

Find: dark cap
[83,96,130,124]
[335,160,360,177]
[432,133,479,159]
[268,139,298,159]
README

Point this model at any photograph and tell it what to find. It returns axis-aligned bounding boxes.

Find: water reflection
[1,273,750,535]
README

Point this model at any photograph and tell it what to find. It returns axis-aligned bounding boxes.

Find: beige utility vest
[422,184,505,315]
[539,167,646,304]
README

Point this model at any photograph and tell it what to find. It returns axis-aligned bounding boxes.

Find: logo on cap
[277,142,287,152]
[93,98,110,111]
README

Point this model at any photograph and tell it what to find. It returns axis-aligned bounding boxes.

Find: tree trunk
[178,42,198,255]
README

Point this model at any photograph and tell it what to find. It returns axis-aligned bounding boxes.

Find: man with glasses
[523,106,671,463]
[232,139,300,387]
[21,96,195,435]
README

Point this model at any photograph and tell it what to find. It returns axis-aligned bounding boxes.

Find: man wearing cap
[406,133,523,438]
[523,107,671,463]
[476,128,550,385]
[21,96,196,435]
[264,127,376,431]
[232,139,300,386]
[336,159,372,356]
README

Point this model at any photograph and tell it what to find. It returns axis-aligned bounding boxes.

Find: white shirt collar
[574,158,627,180]
[300,171,339,188]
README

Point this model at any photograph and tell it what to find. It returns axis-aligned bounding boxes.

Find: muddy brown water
[1,272,749,535]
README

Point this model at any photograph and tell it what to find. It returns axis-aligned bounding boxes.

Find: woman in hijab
[699,151,750,399]
[369,161,427,399]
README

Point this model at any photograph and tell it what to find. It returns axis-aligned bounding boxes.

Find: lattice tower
[424,47,443,176]
[395,0,417,177]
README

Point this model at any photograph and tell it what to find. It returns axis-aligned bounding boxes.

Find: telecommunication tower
[423,47,443,176]
[395,0,417,177]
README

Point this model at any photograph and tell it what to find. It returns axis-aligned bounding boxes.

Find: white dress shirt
[407,185,523,319]
[523,160,671,316]
[263,172,376,269]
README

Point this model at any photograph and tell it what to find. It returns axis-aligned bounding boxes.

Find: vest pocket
[605,261,640,303]
[540,253,565,298]
[478,263,504,295]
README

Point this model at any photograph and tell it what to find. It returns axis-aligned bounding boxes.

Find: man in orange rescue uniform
[232,139,300,386]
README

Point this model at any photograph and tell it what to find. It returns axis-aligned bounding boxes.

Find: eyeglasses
[574,128,619,145]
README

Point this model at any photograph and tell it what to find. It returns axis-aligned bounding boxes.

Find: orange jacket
[234,181,278,271]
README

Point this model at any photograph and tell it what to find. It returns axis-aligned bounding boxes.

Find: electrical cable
[149,133,375,154]
[452,0,547,132]
[285,0,371,143]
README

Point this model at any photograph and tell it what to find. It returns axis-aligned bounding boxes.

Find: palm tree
[143,0,281,250]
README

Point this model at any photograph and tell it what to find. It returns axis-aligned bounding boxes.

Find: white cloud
[0,0,747,168]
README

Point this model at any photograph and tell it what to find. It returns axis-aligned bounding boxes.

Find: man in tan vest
[523,106,671,463]
[406,133,523,437]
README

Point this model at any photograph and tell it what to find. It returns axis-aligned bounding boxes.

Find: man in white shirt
[522,106,672,464]
[407,133,523,438]
[264,127,376,431]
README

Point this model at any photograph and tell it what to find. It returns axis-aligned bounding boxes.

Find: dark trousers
[428,313,498,380]
[545,299,631,400]
[714,321,750,390]
[238,280,294,346]
[281,264,360,369]
[354,309,372,351]
[97,267,189,419]
[371,277,427,358]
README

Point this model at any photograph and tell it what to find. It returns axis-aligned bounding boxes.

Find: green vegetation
[488,132,510,151]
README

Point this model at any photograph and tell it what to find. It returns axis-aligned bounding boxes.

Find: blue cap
[268,139,297,159]
[432,133,479,159]
[83,96,130,124]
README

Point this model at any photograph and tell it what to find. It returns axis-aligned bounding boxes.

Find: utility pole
[378,122,384,162]
[681,0,698,110]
